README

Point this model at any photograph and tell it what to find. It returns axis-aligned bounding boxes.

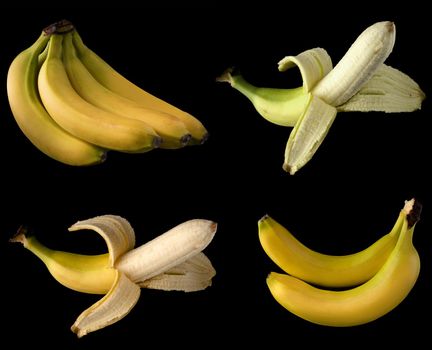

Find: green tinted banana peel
[218,21,425,175]
[10,215,217,337]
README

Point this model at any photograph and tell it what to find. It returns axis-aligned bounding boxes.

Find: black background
[1,4,430,348]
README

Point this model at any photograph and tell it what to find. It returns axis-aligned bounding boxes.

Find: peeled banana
[7,20,208,165]
[219,21,425,174]
[10,215,217,337]
[262,199,422,326]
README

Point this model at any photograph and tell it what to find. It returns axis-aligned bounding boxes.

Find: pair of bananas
[7,20,208,166]
[259,199,422,326]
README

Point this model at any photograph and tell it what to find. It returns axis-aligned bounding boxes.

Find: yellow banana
[72,30,208,145]
[6,31,105,166]
[266,199,421,327]
[11,215,217,337]
[62,32,191,149]
[11,227,114,294]
[38,33,161,153]
[259,211,403,287]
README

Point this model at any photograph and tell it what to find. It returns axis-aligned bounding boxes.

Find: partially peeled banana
[219,21,425,174]
[10,215,217,337]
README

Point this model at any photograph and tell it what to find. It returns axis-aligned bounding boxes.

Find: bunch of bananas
[7,20,208,166]
[259,199,422,326]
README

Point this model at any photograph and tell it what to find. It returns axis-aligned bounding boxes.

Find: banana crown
[261,198,422,327]
[10,215,217,337]
[218,21,425,174]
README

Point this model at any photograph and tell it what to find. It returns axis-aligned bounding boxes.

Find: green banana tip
[43,19,75,36]
[9,225,31,245]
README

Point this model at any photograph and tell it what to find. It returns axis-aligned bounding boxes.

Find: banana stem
[43,19,74,35]
[47,34,63,61]
[405,198,422,228]
[10,227,53,265]
[217,69,261,101]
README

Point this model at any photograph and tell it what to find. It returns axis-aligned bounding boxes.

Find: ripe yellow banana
[11,228,113,294]
[72,30,208,145]
[266,199,421,327]
[10,215,217,337]
[6,30,105,166]
[38,33,161,153]
[62,32,191,149]
[259,210,403,287]
[219,21,425,174]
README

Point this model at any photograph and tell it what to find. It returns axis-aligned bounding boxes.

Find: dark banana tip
[407,199,422,228]
[199,132,209,145]
[152,136,163,149]
[43,19,74,36]
[180,134,192,146]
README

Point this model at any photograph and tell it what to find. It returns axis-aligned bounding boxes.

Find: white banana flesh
[312,21,396,106]
[11,215,217,337]
[115,219,217,282]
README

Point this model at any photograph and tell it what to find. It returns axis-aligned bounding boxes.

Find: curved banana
[63,33,191,149]
[216,69,309,127]
[259,210,403,287]
[218,21,424,175]
[11,228,113,294]
[6,31,105,166]
[266,199,422,327]
[72,31,208,145]
[38,34,161,153]
[10,215,217,337]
